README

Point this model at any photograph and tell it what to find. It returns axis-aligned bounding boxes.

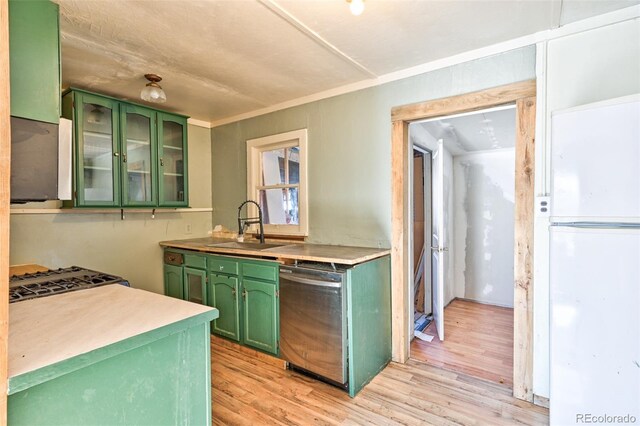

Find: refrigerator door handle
[550,221,640,229]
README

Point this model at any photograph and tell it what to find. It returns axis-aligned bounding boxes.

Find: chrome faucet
[237,200,265,244]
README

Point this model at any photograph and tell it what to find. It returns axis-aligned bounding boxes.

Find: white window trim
[246,129,308,236]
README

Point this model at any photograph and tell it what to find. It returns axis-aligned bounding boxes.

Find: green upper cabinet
[121,105,157,207]
[62,89,189,208]
[158,113,188,207]
[9,0,60,123]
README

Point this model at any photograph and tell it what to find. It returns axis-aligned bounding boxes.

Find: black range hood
[10,116,72,203]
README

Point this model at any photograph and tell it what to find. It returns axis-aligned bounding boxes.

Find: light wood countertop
[9,264,49,277]
[9,285,217,381]
[159,237,390,265]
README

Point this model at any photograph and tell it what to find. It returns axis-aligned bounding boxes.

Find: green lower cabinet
[163,264,184,300]
[208,274,240,341]
[242,279,278,355]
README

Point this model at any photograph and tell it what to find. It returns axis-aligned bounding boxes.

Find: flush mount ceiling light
[140,73,167,103]
[347,0,364,16]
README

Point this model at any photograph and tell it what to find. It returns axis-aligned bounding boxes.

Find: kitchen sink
[205,241,287,250]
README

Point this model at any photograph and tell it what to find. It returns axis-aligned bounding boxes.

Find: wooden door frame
[390,80,537,401]
[1,0,11,420]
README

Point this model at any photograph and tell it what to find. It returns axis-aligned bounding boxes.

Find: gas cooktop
[9,266,129,303]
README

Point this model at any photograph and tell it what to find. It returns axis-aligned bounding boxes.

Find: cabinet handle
[231,288,236,296]
[114,152,119,157]
[122,153,127,163]
[160,158,164,166]
[242,289,247,299]
[219,266,223,271]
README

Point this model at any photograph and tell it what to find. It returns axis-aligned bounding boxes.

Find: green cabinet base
[8,322,213,426]
[347,255,392,398]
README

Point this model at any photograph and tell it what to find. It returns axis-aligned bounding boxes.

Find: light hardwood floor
[211,336,547,425]
[411,299,514,388]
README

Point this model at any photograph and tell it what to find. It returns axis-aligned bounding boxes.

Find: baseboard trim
[534,394,550,408]
[454,297,514,309]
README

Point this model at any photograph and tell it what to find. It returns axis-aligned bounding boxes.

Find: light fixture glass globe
[350,0,364,16]
[141,83,167,103]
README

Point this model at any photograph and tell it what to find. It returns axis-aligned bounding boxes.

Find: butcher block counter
[8,284,218,425]
[159,237,390,265]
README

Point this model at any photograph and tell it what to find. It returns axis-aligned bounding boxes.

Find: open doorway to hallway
[408,104,516,388]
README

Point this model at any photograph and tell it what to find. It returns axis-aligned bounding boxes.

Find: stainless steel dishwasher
[279,263,348,387]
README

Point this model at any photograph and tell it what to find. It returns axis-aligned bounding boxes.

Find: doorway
[408,105,517,388]
[411,147,432,338]
[390,80,537,401]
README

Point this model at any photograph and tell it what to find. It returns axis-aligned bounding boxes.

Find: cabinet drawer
[184,253,206,269]
[242,262,277,282]
[209,257,239,275]
[163,251,183,266]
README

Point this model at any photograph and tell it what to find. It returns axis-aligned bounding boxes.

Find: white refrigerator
[550,95,640,425]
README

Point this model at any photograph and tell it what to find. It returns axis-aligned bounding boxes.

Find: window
[246,129,308,236]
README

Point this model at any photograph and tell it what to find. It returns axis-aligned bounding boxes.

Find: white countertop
[9,285,216,379]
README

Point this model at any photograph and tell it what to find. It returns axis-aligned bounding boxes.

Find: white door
[431,140,446,341]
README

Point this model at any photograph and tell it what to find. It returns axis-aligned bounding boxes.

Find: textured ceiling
[416,106,516,156]
[54,0,639,124]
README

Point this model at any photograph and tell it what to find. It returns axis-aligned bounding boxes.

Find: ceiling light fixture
[347,0,364,16]
[140,73,167,103]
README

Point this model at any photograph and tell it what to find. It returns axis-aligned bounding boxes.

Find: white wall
[453,149,515,308]
[533,17,640,399]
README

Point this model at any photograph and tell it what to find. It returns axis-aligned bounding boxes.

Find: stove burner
[9,266,129,303]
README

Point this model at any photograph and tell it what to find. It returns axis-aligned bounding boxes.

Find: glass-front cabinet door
[184,267,206,305]
[121,105,157,207]
[157,113,188,207]
[75,93,120,207]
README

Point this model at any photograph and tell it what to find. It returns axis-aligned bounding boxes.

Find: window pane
[125,113,152,203]
[287,147,300,184]
[261,149,285,186]
[82,103,114,202]
[286,187,299,224]
[259,187,299,225]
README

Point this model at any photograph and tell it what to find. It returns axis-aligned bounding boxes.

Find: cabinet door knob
[242,289,247,299]
[231,288,236,296]
[122,153,127,163]
[114,152,119,157]
[219,266,223,270]
[160,158,164,166]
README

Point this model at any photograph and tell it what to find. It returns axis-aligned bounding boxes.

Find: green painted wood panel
[157,113,189,207]
[208,273,241,341]
[120,104,158,207]
[184,253,207,269]
[163,264,184,299]
[242,261,278,282]
[208,256,239,275]
[242,278,278,355]
[347,255,391,397]
[184,267,207,305]
[9,0,60,123]
[8,322,212,425]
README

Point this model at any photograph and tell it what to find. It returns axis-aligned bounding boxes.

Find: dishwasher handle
[281,273,342,288]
